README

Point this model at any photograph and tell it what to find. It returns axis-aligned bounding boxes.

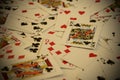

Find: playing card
[96,46,120,80]
[40,14,58,33]
[10,30,43,54]
[0,28,24,50]
[38,36,75,69]
[53,8,73,32]
[88,0,114,15]
[94,0,120,16]
[76,61,106,80]
[4,13,42,34]
[63,19,103,49]
[63,47,98,70]
[10,7,49,22]
[0,50,63,80]
[100,14,120,41]
[90,14,112,23]
[46,68,81,80]
[98,38,120,66]
[89,3,119,23]
[5,13,58,34]
[36,0,79,14]
[104,64,120,80]
[0,27,44,67]
[61,0,79,8]
[0,30,37,67]
[0,46,38,67]
[54,6,93,37]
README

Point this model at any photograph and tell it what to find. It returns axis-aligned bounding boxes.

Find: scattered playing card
[63,20,103,49]
[1,0,120,80]
[0,50,63,80]
[63,47,98,69]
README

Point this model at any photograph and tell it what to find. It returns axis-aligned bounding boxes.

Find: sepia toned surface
[0,0,120,80]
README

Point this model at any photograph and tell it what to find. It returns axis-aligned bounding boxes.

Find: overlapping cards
[0,0,120,80]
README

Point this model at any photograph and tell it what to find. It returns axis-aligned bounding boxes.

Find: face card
[0,50,62,80]
[36,0,79,14]
[0,29,22,50]
[61,0,79,8]
[34,0,62,14]
[63,20,102,49]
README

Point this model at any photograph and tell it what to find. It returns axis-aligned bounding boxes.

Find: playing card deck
[0,0,120,80]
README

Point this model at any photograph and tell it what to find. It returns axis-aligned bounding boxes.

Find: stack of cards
[0,0,120,80]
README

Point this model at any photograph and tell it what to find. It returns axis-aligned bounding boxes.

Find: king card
[63,20,102,49]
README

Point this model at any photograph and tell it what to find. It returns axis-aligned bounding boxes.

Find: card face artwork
[0,51,62,80]
[0,0,120,80]
[0,30,21,49]
[37,0,61,8]
[36,0,78,14]
[0,37,9,49]
[65,21,99,49]
[36,0,62,14]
